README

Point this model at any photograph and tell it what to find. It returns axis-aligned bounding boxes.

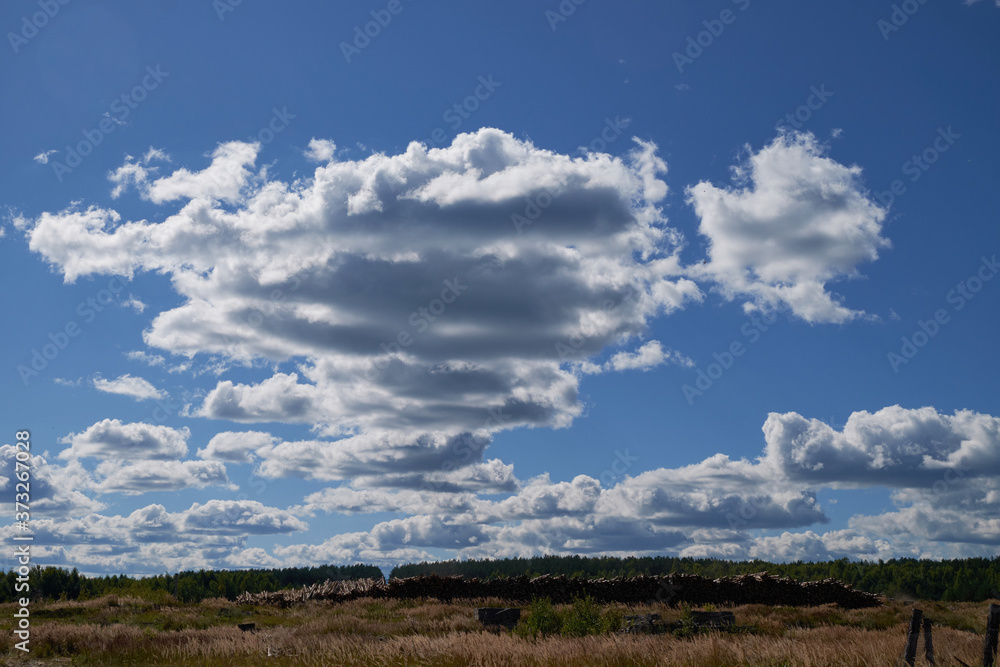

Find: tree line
[390,555,1000,602]
[5,556,998,603]
[0,563,382,604]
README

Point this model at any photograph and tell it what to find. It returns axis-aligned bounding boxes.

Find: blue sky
[1,0,999,576]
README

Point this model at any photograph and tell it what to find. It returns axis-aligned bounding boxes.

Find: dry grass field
[0,594,992,666]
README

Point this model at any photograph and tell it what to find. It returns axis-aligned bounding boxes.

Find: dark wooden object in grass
[475,607,521,628]
[690,611,735,628]
[622,611,738,634]
[238,622,256,633]
[903,608,922,667]
[622,613,665,633]
[984,603,1000,667]
[922,617,935,666]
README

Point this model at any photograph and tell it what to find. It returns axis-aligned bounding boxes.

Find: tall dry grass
[0,595,991,666]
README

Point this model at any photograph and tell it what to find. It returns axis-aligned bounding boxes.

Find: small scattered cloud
[108,147,171,198]
[607,340,692,372]
[102,111,126,127]
[123,295,147,313]
[93,374,166,401]
[304,138,337,162]
[579,340,693,374]
[143,147,170,163]
[125,350,165,366]
[33,150,58,165]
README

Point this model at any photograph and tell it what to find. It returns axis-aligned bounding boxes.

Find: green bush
[599,606,624,634]
[561,596,603,637]
[515,596,624,638]
[515,597,563,637]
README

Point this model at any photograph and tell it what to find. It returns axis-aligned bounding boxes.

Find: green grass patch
[514,596,625,638]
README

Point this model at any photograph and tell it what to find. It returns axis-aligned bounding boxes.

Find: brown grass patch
[0,597,990,666]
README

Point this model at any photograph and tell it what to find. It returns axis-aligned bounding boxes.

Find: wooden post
[984,603,1000,667]
[903,608,922,667]
[922,617,934,666]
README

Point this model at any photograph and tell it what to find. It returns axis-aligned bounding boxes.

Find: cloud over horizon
[13,405,996,575]
[14,129,974,575]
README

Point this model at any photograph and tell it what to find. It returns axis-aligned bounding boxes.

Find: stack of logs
[234,577,386,607]
[235,572,880,609]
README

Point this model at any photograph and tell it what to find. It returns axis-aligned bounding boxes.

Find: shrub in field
[599,606,624,634]
[561,596,603,637]
[515,597,563,637]
[516,596,624,638]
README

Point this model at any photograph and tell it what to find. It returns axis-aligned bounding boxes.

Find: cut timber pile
[475,607,522,628]
[234,577,385,607]
[234,572,880,609]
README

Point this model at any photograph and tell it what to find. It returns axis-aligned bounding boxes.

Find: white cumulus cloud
[304,138,337,162]
[686,132,889,323]
[92,374,166,401]
[59,419,189,460]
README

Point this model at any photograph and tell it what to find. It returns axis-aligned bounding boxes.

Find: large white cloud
[253,431,516,493]
[285,452,826,560]
[182,499,308,536]
[196,430,279,463]
[23,129,699,446]
[20,127,937,571]
[93,460,234,495]
[272,532,434,570]
[20,128,894,496]
[109,142,256,204]
[744,530,896,563]
[762,405,1000,486]
[0,498,308,576]
[272,405,999,564]
[59,419,189,460]
[0,500,304,548]
[686,132,889,323]
[294,486,478,517]
[0,446,104,517]
[9,405,998,573]
[197,373,324,424]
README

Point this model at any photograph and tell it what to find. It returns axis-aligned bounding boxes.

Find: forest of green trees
[0,563,382,604]
[390,555,1000,602]
[4,556,998,603]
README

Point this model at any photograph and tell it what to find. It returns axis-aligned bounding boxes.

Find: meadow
[0,593,992,666]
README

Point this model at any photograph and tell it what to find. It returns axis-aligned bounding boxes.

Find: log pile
[621,613,668,634]
[235,571,880,609]
[475,607,521,629]
[234,577,386,607]
[690,611,735,628]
